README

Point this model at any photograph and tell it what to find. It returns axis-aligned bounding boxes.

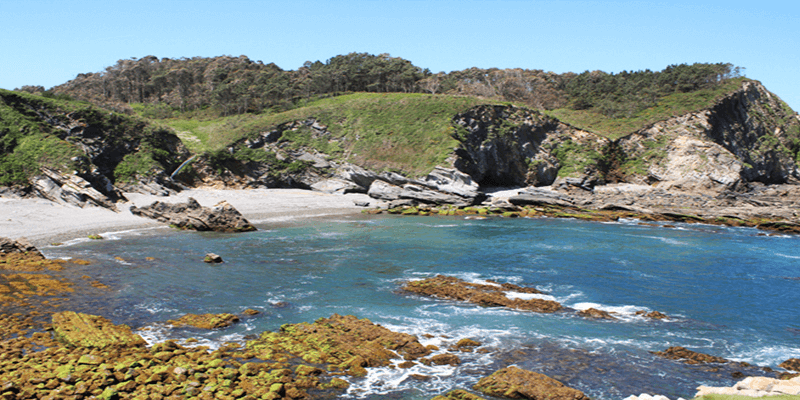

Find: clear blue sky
[2,0,799,111]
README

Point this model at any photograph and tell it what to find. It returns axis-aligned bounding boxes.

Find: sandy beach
[0,189,375,246]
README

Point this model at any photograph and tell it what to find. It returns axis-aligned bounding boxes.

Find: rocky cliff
[3,80,799,212]
[450,81,800,196]
[615,81,800,192]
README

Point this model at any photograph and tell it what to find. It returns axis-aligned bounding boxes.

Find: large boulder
[130,197,256,232]
[473,366,589,400]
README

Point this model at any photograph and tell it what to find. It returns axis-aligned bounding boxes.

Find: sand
[0,189,376,247]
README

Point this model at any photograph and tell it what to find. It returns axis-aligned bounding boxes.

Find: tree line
[16,53,742,118]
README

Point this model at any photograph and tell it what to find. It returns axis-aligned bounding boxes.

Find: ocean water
[43,215,800,399]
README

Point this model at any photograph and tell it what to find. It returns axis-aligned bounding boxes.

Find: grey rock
[297,152,331,169]
[377,171,410,186]
[508,193,573,208]
[367,180,404,200]
[335,164,378,190]
[130,198,256,232]
[310,178,363,194]
[33,167,119,211]
[423,166,480,198]
[400,184,473,206]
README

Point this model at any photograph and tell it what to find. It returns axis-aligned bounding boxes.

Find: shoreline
[0,188,375,247]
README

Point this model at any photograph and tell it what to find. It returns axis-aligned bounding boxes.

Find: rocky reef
[472,365,590,400]
[402,275,563,313]
[130,197,256,232]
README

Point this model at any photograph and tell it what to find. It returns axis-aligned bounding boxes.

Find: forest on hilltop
[17,53,742,120]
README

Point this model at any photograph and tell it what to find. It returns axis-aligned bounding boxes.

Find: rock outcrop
[130,197,256,232]
[651,346,729,364]
[473,366,590,400]
[244,314,432,376]
[402,275,563,313]
[167,313,240,329]
[32,167,121,210]
[696,375,800,397]
[0,237,43,259]
[780,358,800,371]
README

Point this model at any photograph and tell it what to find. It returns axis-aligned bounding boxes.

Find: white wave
[729,344,800,367]
[505,291,559,302]
[568,301,668,323]
[134,302,178,315]
[776,253,800,260]
[346,317,521,398]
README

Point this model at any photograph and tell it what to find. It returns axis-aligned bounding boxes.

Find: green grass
[693,395,800,400]
[547,78,748,139]
[159,93,501,177]
[0,90,83,185]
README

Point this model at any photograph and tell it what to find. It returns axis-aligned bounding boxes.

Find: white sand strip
[0,189,375,246]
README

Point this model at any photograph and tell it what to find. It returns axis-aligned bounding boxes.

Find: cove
[44,214,800,399]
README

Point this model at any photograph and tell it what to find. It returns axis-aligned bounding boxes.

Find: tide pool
[44,214,800,399]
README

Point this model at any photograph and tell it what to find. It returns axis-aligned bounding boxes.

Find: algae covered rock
[473,365,589,400]
[245,314,431,375]
[403,275,562,313]
[51,311,146,349]
[0,237,43,259]
[167,313,240,329]
[779,358,800,371]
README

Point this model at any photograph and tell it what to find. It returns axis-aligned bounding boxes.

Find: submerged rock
[578,307,617,320]
[652,346,729,364]
[635,310,669,320]
[130,197,256,232]
[473,365,589,400]
[402,275,562,313]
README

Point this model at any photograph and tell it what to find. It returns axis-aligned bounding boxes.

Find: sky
[2,0,799,111]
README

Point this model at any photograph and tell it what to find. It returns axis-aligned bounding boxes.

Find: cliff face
[450,81,800,194]
[615,81,800,192]
[451,105,608,188]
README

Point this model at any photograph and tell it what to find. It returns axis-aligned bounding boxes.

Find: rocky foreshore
[366,183,800,235]
[3,237,800,400]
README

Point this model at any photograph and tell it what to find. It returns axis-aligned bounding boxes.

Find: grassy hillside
[547,78,749,139]
[0,90,85,185]
[0,89,184,186]
[156,93,505,176]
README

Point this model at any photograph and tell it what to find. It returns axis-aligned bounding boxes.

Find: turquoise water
[44,215,800,399]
